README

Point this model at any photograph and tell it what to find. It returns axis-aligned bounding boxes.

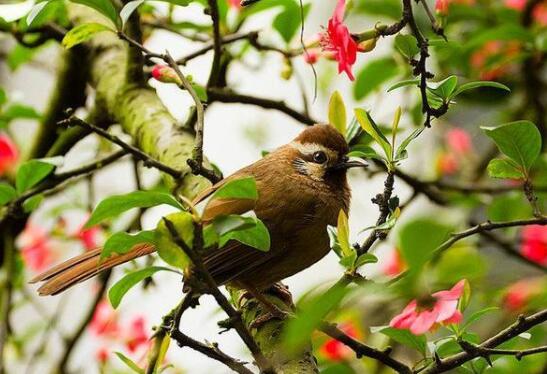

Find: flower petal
[432,280,466,300]
[410,309,439,335]
[434,299,459,322]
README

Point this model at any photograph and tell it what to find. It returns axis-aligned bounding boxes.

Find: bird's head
[289,124,366,182]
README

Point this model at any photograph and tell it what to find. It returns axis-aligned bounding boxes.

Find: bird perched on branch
[31,124,364,316]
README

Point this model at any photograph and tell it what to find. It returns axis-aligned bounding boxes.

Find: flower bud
[435,0,449,16]
[280,59,293,80]
[151,64,182,85]
[357,37,377,53]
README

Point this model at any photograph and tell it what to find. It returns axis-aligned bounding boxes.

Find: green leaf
[218,218,270,252]
[387,79,420,92]
[398,218,451,270]
[27,0,60,28]
[7,44,42,71]
[371,326,427,354]
[62,23,114,49]
[0,183,17,205]
[328,91,347,136]
[429,76,458,100]
[481,121,541,173]
[272,1,310,44]
[120,0,144,27]
[336,210,352,258]
[345,117,361,143]
[86,191,183,228]
[2,103,41,122]
[101,230,156,259]
[211,176,258,201]
[16,160,55,193]
[115,352,144,374]
[212,215,256,236]
[155,212,194,269]
[284,284,352,351]
[452,81,510,98]
[462,307,499,331]
[69,0,120,27]
[395,128,423,160]
[154,334,171,372]
[348,145,380,160]
[394,34,419,59]
[109,266,172,308]
[487,158,524,179]
[23,194,44,213]
[354,253,378,268]
[192,84,208,102]
[354,108,392,161]
[354,57,399,100]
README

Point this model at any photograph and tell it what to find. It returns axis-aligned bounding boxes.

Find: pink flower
[520,225,547,266]
[437,152,459,175]
[382,248,406,277]
[76,225,103,250]
[320,0,358,80]
[320,322,359,361]
[90,300,120,337]
[125,317,149,353]
[96,346,109,363]
[503,278,544,312]
[390,280,466,335]
[436,0,449,15]
[151,65,181,84]
[446,128,472,154]
[228,0,241,9]
[18,224,55,272]
[0,133,19,176]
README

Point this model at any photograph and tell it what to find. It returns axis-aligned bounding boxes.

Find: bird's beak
[330,157,368,171]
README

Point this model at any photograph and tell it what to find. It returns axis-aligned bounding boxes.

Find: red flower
[470,41,520,80]
[382,248,406,277]
[520,225,547,266]
[90,300,120,337]
[436,152,459,175]
[320,0,358,80]
[503,278,544,312]
[18,224,55,272]
[390,280,466,335]
[125,316,149,353]
[446,128,472,155]
[320,323,359,361]
[436,0,449,15]
[151,64,181,84]
[0,133,19,176]
[96,346,109,363]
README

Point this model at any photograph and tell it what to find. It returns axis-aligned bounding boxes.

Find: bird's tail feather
[29,244,156,296]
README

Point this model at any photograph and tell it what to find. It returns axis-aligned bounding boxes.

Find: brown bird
[31,124,363,311]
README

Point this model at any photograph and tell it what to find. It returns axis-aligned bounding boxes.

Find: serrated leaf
[62,23,114,49]
[109,266,172,308]
[452,81,510,98]
[16,160,55,193]
[487,158,524,180]
[371,326,427,354]
[328,91,347,136]
[0,183,16,205]
[354,108,392,161]
[394,34,419,58]
[101,230,156,259]
[70,0,120,27]
[115,352,144,373]
[481,121,541,173]
[387,79,420,92]
[86,191,183,228]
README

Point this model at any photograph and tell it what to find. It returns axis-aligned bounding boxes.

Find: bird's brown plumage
[31,124,352,295]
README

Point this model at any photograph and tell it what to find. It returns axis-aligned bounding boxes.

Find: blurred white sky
[0,2,468,373]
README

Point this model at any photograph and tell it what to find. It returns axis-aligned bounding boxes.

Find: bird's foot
[264,282,294,307]
[249,308,291,329]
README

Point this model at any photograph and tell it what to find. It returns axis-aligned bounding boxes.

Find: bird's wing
[191,170,278,285]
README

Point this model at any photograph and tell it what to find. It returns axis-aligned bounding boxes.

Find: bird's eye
[312,151,327,163]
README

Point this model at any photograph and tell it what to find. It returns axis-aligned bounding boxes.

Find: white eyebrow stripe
[290,141,338,159]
